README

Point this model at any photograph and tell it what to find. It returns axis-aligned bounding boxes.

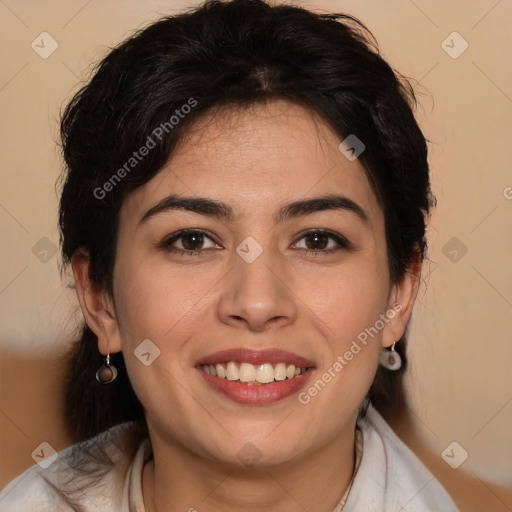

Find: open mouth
[200,361,308,385]
[195,348,315,404]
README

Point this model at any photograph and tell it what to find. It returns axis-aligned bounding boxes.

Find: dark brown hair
[59,0,433,443]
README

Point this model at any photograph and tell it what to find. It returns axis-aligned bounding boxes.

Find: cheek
[301,254,390,346]
[111,254,223,397]
[111,262,204,421]
[296,251,390,406]
[113,258,209,346]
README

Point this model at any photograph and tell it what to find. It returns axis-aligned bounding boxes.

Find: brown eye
[294,229,351,256]
[181,231,205,250]
[304,232,330,250]
[161,229,218,255]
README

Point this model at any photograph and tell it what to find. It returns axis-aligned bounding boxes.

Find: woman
[0,0,459,510]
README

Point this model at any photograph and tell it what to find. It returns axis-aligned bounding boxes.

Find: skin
[73,99,420,512]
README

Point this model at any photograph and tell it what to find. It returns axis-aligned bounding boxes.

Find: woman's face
[104,100,412,467]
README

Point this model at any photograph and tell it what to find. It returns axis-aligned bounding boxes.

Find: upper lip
[195,348,316,368]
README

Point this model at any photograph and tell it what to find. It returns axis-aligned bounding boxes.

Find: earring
[379,342,402,371]
[96,352,118,384]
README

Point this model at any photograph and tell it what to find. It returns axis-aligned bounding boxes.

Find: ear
[71,248,122,355]
[382,249,422,348]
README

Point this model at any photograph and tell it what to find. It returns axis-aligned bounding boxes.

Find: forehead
[120,100,381,225]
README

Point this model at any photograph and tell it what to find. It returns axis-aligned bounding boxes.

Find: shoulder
[344,403,459,512]
[0,421,150,512]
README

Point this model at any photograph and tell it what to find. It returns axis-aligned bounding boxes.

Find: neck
[143,424,356,512]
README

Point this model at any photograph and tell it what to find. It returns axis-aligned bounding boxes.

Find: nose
[216,246,297,333]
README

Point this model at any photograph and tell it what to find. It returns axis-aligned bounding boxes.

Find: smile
[201,361,308,384]
[195,348,315,404]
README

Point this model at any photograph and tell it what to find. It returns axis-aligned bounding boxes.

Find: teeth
[226,361,239,381]
[239,362,256,382]
[201,361,307,384]
[256,363,274,383]
[274,362,287,381]
[215,363,226,378]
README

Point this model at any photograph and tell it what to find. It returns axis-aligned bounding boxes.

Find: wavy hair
[59,0,433,444]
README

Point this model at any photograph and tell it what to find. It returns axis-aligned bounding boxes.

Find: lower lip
[197,368,314,404]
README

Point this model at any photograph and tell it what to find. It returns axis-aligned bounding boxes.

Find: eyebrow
[139,193,370,227]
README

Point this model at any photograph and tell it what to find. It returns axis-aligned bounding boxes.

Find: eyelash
[160,229,352,257]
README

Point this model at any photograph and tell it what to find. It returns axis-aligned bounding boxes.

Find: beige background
[1,0,511,510]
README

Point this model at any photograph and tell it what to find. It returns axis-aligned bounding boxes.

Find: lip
[194,348,316,405]
[197,367,315,404]
[194,348,316,368]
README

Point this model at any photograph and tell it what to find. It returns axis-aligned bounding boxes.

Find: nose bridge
[235,244,280,294]
[217,240,297,330]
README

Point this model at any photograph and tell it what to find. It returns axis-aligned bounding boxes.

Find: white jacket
[0,403,459,511]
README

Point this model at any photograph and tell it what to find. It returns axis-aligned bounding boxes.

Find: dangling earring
[379,342,402,371]
[96,352,118,384]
